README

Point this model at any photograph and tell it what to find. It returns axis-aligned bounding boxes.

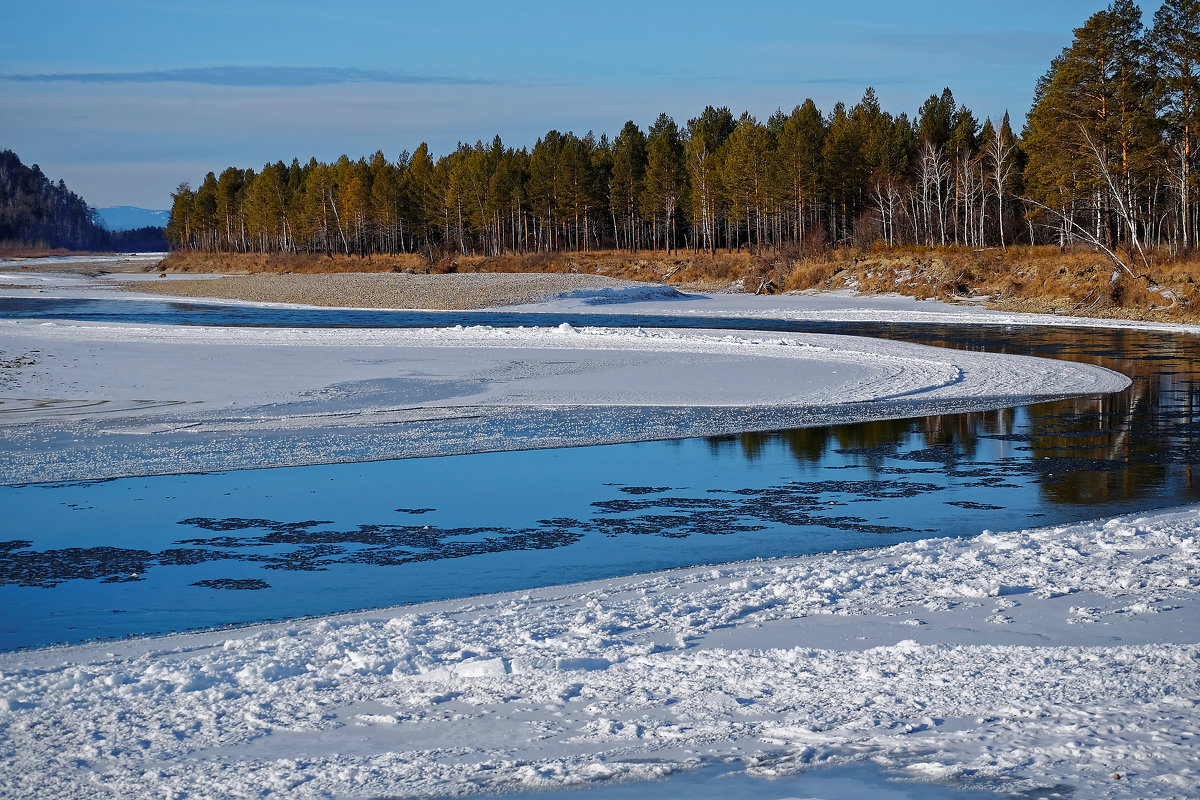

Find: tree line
[0,150,166,252]
[166,0,1198,265]
[1025,0,1197,267]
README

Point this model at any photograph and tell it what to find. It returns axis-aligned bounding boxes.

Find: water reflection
[705,324,1200,510]
[709,410,1018,468]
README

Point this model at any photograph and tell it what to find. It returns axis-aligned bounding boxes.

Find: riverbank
[125,271,678,310]
[7,248,1200,327]
[155,246,1200,324]
[0,252,164,277]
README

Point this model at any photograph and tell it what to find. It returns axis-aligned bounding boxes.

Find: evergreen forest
[162,1,1196,269]
[0,150,166,253]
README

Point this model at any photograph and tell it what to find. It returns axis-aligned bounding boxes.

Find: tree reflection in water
[705,324,1200,509]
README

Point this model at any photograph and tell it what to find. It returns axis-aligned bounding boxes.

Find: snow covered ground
[0,315,1127,483]
[0,318,1129,420]
[1,266,1198,798]
[518,284,1200,334]
[0,253,164,272]
[1,505,1197,799]
[7,259,1200,333]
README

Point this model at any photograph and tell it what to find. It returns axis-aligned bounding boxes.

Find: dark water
[3,296,1200,650]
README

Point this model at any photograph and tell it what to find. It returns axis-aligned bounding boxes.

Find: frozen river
[2,277,1198,799]
[1,299,1196,649]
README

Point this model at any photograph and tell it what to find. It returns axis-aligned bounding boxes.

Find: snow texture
[1,505,1197,798]
[0,253,163,271]
[0,320,1128,483]
[521,285,1200,334]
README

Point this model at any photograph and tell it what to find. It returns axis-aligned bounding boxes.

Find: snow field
[0,318,1130,482]
[1,319,1128,418]
[526,286,1200,335]
[1,506,1197,799]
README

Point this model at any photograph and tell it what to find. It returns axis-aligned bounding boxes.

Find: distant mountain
[95,206,171,231]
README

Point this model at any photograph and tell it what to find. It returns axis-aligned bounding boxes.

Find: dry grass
[809,246,1200,323]
[161,246,1200,323]
[155,251,428,274]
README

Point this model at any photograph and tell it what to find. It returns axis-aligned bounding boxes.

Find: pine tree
[404,143,440,253]
[590,133,614,250]
[528,131,563,251]
[720,113,773,251]
[192,172,220,252]
[686,107,735,253]
[1148,0,1200,250]
[610,121,646,251]
[368,151,400,254]
[165,182,195,250]
[1024,0,1157,263]
[777,100,827,243]
[642,114,685,253]
[554,134,592,251]
[285,159,310,251]
[244,163,287,253]
[822,103,865,244]
[917,88,957,149]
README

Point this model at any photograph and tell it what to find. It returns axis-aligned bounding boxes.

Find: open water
[3,297,1200,651]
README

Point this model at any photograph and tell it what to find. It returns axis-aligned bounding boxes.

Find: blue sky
[2,0,1127,209]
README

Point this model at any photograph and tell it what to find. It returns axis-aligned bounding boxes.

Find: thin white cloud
[2,66,493,87]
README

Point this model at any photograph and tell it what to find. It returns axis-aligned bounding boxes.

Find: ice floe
[0,320,1128,483]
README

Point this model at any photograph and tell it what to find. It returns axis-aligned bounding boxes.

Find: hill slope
[0,151,166,252]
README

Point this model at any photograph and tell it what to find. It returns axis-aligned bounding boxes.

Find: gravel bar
[123,272,654,310]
